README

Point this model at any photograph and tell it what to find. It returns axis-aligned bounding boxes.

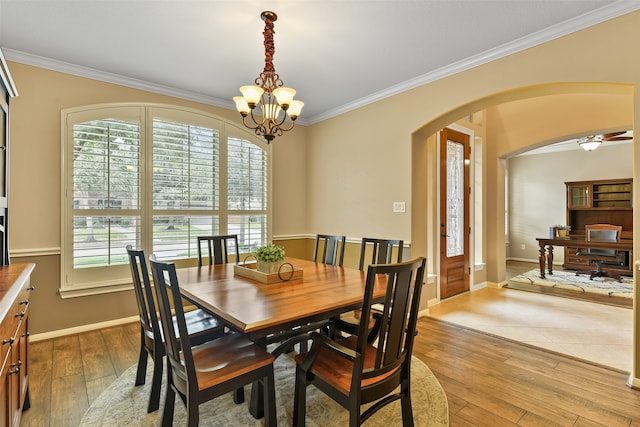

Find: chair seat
[147,309,225,345]
[183,309,224,339]
[187,333,275,391]
[295,336,398,395]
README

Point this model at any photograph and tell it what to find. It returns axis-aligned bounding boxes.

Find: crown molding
[4,49,237,110]
[5,1,639,127]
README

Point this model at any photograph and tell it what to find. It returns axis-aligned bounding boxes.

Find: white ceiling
[1,1,639,125]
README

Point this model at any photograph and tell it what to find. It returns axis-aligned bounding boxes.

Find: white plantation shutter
[61,105,270,296]
[228,137,268,252]
[151,118,220,260]
[72,118,141,268]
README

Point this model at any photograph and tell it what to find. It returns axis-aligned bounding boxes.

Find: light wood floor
[19,318,640,426]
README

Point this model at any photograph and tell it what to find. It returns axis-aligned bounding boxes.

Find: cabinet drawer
[0,278,31,367]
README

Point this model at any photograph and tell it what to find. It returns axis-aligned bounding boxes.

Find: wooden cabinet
[564,178,633,274]
[0,264,34,427]
[0,48,17,267]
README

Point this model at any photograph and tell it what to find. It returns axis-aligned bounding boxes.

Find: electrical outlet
[393,202,406,213]
[521,244,526,250]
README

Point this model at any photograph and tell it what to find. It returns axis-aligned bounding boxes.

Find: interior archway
[411,80,635,379]
[412,82,633,299]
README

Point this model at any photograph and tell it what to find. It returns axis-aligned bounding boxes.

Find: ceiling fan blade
[603,136,633,141]
[602,131,628,141]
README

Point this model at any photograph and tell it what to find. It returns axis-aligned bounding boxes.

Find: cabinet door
[0,353,8,427]
[567,184,590,208]
[16,317,27,414]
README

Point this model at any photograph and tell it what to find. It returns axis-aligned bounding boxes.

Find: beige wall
[5,9,640,383]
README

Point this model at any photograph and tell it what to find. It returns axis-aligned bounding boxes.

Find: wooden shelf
[564,178,633,274]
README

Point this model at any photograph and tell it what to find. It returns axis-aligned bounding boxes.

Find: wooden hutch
[563,178,633,275]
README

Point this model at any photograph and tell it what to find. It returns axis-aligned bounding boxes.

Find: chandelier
[233,11,304,143]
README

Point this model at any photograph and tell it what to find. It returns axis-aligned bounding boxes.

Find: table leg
[249,336,267,419]
[547,245,554,275]
[538,242,547,279]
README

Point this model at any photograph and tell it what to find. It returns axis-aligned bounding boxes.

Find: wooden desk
[176,257,387,418]
[536,237,633,279]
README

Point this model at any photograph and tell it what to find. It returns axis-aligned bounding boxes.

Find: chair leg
[161,385,176,427]
[292,365,307,427]
[135,339,148,386]
[263,367,277,427]
[233,387,244,404]
[147,351,164,412]
[349,409,361,427]
[187,399,199,427]
[400,378,414,427]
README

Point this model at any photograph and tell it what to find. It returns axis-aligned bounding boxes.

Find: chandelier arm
[242,113,263,132]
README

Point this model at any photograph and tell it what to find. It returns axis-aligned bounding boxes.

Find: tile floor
[426,286,633,372]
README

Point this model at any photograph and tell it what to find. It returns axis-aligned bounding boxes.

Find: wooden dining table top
[177,257,388,340]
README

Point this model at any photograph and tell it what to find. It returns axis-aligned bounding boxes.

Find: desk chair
[313,234,346,267]
[149,255,277,427]
[126,245,225,413]
[335,238,404,342]
[293,258,426,427]
[197,234,239,266]
[576,224,624,282]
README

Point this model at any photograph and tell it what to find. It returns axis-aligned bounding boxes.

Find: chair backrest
[358,238,404,271]
[354,257,426,385]
[126,245,162,343]
[313,234,346,267]
[197,234,240,266]
[586,224,621,256]
[148,255,197,389]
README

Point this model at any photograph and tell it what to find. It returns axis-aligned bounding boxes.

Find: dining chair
[575,224,624,282]
[293,257,426,427]
[197,234,240,266]
[149,255,277,427]
[334,238,404,342]
[126,245,225,413]
[313,234,346,267]
[357,237,404,270]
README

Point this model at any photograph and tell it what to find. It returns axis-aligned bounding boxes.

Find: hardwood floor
[21,322,140,427]
[19,318,640,426]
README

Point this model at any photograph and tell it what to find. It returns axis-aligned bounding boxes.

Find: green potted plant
[555,224,571,238]
[254,243,285,273]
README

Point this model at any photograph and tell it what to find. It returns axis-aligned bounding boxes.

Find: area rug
[80,353,449,427]
[510,269,633,298]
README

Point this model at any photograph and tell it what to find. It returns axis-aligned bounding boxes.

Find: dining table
[176,257,389,419]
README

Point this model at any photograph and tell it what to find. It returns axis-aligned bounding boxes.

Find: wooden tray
[234,262,303,284]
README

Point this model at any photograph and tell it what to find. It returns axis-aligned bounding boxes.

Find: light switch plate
[393,202,406,213]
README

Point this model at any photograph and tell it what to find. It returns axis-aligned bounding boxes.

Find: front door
[439,128,470,299]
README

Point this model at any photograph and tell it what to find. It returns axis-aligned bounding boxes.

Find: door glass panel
[446,140,464,257]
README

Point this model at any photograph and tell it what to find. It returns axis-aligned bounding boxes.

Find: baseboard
[30,315,139,342]
[627,374,640,390]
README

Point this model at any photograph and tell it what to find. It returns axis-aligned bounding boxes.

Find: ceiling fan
[578,130,633,151]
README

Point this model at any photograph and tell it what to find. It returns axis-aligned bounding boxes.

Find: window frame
[61,103,271,298]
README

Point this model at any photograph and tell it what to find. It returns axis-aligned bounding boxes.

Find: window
[61,104,271,297]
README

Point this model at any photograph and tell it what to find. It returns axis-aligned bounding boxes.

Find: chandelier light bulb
[273,87,296,107]
[287,100,304,120]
